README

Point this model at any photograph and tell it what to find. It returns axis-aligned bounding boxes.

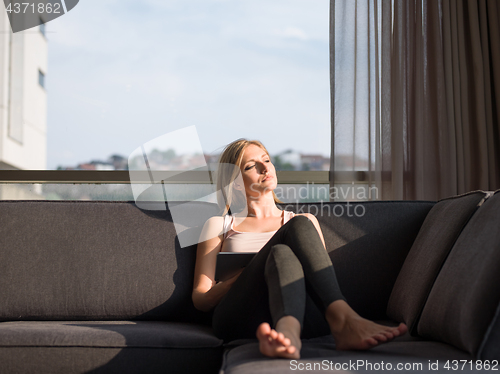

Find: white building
[0,5,48,170]
[278,150,302,170]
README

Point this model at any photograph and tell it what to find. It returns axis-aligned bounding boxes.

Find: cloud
[280,27,308,41]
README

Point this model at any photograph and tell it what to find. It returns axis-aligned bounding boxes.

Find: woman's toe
[398,323,408,334]
[269,329,278,340]
[382,331,394,340]
[374,333,387,342]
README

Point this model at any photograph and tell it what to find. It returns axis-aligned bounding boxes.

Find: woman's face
[239,144,278,198]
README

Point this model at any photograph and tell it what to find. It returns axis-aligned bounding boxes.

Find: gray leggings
[212,215,346,342]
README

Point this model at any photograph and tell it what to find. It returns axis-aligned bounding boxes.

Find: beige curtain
[331,0,500,201]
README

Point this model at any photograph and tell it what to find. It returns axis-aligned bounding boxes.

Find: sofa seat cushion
[0,321,222,348]
[0,321,224,374]
[221,336,472,374]
[387,191,488,334]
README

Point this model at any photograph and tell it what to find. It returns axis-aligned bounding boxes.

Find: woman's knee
[270,242,293,255]
[287,214,315,230]
[266,244,301,272]
[282,215,318,240]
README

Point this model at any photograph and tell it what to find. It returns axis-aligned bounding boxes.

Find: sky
[45,0,333,169]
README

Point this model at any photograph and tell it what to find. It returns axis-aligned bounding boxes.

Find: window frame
[39,18,46,37]
[38,69,46,89]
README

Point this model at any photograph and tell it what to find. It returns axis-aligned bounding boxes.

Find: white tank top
[220,210,295,253]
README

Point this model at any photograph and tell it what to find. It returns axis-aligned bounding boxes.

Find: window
[0,1,333,204]
[39,18,46,37]
[38,70,45,88]
[44,1,331,171]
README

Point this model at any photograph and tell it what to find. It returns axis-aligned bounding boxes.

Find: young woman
[192,139,407,359]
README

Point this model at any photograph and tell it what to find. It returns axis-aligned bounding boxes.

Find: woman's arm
[299,213,327,249]
[192,217,241,312]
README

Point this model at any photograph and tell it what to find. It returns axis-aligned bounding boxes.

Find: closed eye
[244,158,270,170]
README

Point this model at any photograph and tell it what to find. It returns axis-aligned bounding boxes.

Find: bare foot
[256,318,301,359]
[326,300,408,350]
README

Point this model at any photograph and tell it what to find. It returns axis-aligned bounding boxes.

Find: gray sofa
[0,190,499,373]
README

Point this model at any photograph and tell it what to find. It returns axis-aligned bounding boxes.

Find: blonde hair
[216,139,282,215]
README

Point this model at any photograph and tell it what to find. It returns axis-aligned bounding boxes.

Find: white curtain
[331,0,500,201]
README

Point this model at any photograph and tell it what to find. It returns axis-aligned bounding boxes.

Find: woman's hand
[194,268,244,312]
[218,268,244,286]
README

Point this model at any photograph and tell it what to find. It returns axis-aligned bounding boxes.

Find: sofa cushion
[220,336,472,374]
[0,200,217,322]
[387,191,487,334]
[286,201,434,320]
[417,191,500,356]
[0,321,223,374]
[0,347,222,374]
[478,302,500,360]
[0,321,221,348]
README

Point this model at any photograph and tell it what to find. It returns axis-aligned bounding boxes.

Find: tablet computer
[215,252,256,282]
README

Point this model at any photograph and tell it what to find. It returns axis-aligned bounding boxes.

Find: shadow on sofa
[0,200,224,374]
[79,203,222,373]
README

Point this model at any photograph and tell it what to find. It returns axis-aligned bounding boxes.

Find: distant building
[77,161,115,171]
[108,154,128,170]
[206,151,331,171]
[300,154,330,171]
[272,150,330,171]
[0,8,48,170]
[334,154,369,171]
[278,150,302,170]
[204,153,220,166]
[58,151,334,173]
